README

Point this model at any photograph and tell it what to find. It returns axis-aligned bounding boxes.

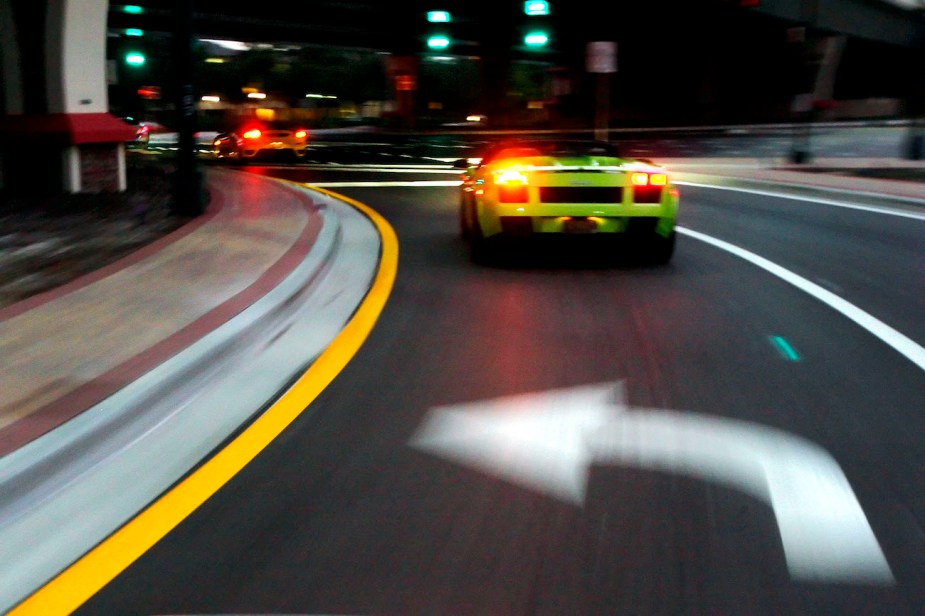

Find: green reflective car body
[455,138,679,264]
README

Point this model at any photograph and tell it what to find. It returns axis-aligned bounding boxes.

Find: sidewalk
[663,156,925,204]
[0,167,324,456]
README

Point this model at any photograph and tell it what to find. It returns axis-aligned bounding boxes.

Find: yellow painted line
[9,186,398,615]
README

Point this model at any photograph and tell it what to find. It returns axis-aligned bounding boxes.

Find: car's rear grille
[633,186,663,203]
[539,186,623,204]
[500,217,533,235]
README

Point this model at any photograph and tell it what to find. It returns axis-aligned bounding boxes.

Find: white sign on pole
[586,41,617,74]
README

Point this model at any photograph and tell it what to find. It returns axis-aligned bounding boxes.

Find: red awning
[0,113,138,144]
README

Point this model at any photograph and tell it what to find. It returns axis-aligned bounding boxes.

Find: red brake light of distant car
[294,129,308,139]
[242,128,262,139]
[138,125,150,135]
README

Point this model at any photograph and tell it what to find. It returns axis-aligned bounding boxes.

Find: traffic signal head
[524,31,549,47]
[124,51,146,66]
[427,34,451,50]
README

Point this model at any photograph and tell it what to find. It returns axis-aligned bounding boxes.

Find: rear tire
[648,231,676,265]
[469,220,496,265]
[459,194,472,240]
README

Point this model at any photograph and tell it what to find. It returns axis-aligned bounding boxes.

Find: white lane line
[675,181,925,220]
[678,226,925,373]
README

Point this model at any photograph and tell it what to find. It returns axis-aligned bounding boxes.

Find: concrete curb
[0,183,382,613]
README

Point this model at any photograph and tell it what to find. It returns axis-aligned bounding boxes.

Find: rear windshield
[481,140,621,163]
[224,120,306,132]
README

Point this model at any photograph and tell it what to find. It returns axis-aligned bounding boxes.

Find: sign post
[586,41,617,141]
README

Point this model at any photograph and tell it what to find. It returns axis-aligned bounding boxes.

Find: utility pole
[172,0,205,216]
[905,10,925,160]
[586,42,616,141]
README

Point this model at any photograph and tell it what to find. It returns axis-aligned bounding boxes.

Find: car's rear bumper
[478,198,677,238]
[241,147,307,159]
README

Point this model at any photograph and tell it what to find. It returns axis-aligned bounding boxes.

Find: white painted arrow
[409,381,894,585]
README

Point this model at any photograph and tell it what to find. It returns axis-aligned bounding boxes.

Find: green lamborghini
[454,138,679,264]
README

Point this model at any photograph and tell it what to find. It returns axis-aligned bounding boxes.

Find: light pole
[172,0,205,216]
[586,42,616,141]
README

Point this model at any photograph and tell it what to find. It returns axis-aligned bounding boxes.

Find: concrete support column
[49,0,128,192]
[0,0,134,194]
[0,1,24,114]
[46,0,109,115]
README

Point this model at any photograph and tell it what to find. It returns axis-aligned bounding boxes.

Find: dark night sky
[108,1,922,124]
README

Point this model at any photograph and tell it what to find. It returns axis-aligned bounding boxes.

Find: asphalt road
[76,166,925,615]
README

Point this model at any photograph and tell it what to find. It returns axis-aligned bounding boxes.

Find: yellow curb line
[10,185,398,615]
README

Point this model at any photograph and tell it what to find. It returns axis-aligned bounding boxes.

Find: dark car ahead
[212,120,309,162]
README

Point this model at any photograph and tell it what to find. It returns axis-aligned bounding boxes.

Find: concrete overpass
[751,0,924,47]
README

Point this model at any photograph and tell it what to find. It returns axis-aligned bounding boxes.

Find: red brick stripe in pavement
[0,179,324,456]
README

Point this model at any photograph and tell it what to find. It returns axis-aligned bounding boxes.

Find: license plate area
[563,218,597,233]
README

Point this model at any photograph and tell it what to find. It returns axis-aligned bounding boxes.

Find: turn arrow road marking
[409,381,894,585]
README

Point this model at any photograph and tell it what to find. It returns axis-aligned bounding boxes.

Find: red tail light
[294,129,308,139]
[242,128,262,139]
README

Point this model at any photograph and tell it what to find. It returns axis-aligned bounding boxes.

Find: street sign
[586,41,617,73]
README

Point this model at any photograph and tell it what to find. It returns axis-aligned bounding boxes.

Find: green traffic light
[427,10,451,22]
[427,35,450,49]
[124,28,144,36]
[524,1,549,15]
[125,52,146,66]
[524,31,549,47]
